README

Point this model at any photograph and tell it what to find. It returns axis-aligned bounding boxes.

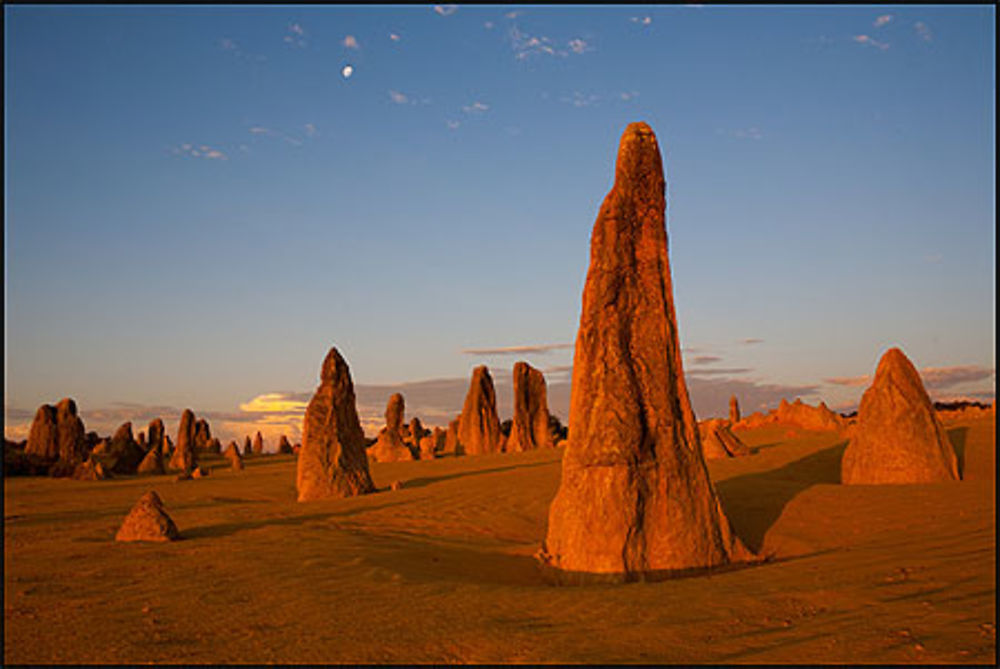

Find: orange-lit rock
[729,395,741,424]
[506,361,553,453]
[699,419,751,460]
[169,409,198,475]
[296,347,376,501]
[841,347,959,485]
[115,491,179,542]
[370,393,415,463]
[458,366,502,455]
[540,122,753,580]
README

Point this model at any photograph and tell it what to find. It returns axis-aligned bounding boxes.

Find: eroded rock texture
[458,366,502,456]
[841,347,959,485]
[699,419,751,460]
[369,393,415,463]
[296,347,376,501]
[169,409,197,474]
[115,491,179,542]
[506,362,553,453]
[540,122,752,580]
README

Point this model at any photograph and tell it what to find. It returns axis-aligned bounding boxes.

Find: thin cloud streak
[461,343,573,356]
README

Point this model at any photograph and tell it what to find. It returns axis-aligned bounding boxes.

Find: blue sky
[4,5,995,444]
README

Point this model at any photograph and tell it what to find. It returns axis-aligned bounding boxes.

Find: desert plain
[4,412,994,664]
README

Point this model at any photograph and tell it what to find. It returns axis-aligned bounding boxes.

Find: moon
[341,64,354,79]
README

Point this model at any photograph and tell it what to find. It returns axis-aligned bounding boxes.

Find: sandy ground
[4,416,995,664]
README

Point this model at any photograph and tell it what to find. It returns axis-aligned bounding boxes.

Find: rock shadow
[347,529,545,587]
[401,459,554,490]
[715,441,848,553]
[946,426,968,478]
[181,499,407,540]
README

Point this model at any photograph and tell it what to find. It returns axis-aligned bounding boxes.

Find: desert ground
[4,414,994,664]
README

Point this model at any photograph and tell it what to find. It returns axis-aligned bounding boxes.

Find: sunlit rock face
[369,393,415,463]
[541,122,753,580]
[506,362,552,453]
[25,398,87,468]
[115,491,179,543]
[699,419,751,460]
[729,395,741,424]
[169,409,198,474]
[841,347,959,485]
[458,366,502,456]
[296,347,376,501]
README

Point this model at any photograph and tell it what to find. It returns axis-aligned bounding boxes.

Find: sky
[4,4,996,447]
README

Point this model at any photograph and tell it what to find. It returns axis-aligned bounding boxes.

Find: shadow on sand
[715,441,848,553]
[947,426,968,478]
[181,499,408,540]
[401,459,554,490]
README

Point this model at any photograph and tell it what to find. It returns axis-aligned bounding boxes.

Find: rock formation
[277,435,294,454]
[775,398,845,432]
[243,435,253,457]
[506,361,553,452]
[539,122,752,580]
[224,441,244,471]
[193,419,212,451]
[457,366,502,455]
[699,419,751,460]
[169,409,197,474]
[147,419,165,455]
[115,491,179,542]
[444,418,461,455]
[252,431,264,455]
[73,457,110,481]
[841,347,959,485]
[418,435,436,459]
[136,444,165,475]
[409,417,425,448]
[25,398,87,468]
[101,422,146,474]
[296,347,377,501]
[729,395,741,424]
[369,393,415,463]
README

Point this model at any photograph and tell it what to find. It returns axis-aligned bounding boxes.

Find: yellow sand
[5,416,995,664]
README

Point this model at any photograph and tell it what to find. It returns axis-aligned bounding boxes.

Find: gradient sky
[4,4,996,444]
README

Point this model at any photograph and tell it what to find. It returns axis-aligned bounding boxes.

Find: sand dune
[4,415,994,664]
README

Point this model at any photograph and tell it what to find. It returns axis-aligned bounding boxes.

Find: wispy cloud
[690,355,722,365]
[567,38,590,55]
[461,343,573,356]
[914,21,933,42]
[389,90,410,104]
[921,365,995,390]
[560,91,600,108]
[484,21,495,30]
[389,32,401,42]
[873,15,893,28]
[304,123,317,137]
[687,367,754,377]
[219,37,267,63]
[853,34,890,51]
[824,374,870,388]
[171,143,228,161]
[826,365,995,391]
[446,119,461,130]
[247,125,304,146]
[434,5,458,17]
[284,23,307,48]
[630,16,653,26]
[742,338,764,345]
[462,101,490,114]
[343,35,360,49]
[619,91,640,101]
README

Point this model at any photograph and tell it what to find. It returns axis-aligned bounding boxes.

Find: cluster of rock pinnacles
[17,122,966,571]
